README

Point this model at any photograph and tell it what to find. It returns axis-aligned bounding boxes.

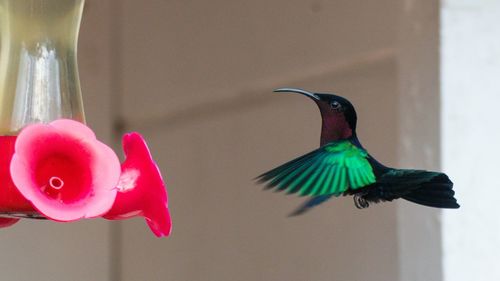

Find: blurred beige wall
[0,1,444,281]
[115,1,400,281]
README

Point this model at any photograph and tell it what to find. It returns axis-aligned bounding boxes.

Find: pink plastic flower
[10,119,121,221]
[104,132,172,238]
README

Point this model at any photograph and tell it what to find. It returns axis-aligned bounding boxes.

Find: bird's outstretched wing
[257,140,376,196]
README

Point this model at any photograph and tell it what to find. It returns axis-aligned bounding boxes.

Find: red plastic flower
[104,132,172,238]
[0,136,35,214]
[10,119,121,221]
[0,217,19,228]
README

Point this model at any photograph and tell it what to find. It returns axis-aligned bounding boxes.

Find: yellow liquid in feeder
[0,0,85,135]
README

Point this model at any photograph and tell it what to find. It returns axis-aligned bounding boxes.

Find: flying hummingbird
[256,88,459,215]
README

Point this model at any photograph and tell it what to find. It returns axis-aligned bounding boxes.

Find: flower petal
[10,119,120,221]
[104,132,172,237]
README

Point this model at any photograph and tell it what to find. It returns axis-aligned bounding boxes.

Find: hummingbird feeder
[0,0,171,237]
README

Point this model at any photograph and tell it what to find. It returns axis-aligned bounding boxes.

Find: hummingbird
[256,88,459,216]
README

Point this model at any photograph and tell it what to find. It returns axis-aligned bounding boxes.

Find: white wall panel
[442,1,500,280]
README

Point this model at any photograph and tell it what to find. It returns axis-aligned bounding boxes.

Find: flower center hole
[49,176,64,190]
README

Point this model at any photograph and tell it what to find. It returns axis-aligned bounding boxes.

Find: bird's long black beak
[273,88,320,101]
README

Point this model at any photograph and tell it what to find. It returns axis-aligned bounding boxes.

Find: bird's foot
[354,194,370,209]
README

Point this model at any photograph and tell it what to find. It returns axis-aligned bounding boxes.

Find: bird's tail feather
[379,170,460,209]
[402,182,459,208]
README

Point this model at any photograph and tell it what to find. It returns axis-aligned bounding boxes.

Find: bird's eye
[330,101,342,110]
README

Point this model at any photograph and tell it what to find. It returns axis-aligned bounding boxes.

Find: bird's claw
[354,194,369,209]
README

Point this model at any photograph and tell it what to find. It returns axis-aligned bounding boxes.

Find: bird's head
[274,88,357,146]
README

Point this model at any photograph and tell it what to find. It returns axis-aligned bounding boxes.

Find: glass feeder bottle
[0,0,85,136]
